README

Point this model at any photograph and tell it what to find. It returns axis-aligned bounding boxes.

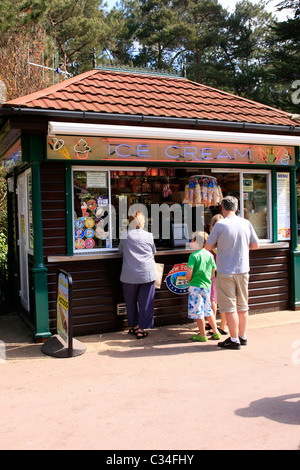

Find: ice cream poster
[57,271,72,344]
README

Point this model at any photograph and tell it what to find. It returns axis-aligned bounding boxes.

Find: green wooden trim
[22,134,45,164]
[290,167,298,252]
[31,163,44,266]
[32,264,51,340]
[272,169,278,243]
[6,179,17,308]
[13,174,20,311]
[45,159,298,170]
[31,160,51,339]
[291,250,300,309]
[295,146,299,168]
[65,163,73,256]
[287,147,299,309]
[21,134,51,337]
[24,133,51,339]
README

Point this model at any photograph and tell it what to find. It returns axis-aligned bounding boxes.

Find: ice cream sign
[47,136,295,166]
[48,137,92,159]
[74,139,92,159]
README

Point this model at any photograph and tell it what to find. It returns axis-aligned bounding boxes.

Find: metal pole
[28,46,30,79]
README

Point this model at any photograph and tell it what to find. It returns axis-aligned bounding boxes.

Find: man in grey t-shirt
[206,196,259,350]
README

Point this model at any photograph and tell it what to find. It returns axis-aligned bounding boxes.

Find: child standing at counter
[185,231,221,342]
[209,214,227,335]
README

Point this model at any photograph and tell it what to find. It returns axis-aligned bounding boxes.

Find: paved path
[0,310,300,450]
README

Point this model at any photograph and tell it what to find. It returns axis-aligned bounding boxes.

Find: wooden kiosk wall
[41,162,291,337]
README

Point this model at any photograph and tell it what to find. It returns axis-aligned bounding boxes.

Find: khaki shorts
[216,273,249,314]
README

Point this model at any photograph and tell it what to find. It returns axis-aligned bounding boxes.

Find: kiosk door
[17,172,30,311]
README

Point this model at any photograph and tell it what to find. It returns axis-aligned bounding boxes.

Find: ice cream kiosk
[0,67,299,341]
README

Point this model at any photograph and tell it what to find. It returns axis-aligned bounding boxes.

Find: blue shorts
[188,286,213,320]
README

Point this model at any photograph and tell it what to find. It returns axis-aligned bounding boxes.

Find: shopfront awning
[48,121,300,147]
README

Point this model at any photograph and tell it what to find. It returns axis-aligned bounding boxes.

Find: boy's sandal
[190,333,207,342]
[128,327,139,336]
[137,331,148,339]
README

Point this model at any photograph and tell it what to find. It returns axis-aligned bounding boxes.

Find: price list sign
[277,172,291,241]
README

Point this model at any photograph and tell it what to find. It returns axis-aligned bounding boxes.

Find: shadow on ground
[235,393,300,425]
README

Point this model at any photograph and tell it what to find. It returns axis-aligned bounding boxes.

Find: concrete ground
[0,309,300,451]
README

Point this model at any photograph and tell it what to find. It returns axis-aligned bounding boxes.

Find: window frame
[70,166,274,255]
[71,166,116,254]
[211,168,272,242]
[71,165,147,254]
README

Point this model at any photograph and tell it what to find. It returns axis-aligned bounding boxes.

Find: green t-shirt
[187,249,216,289]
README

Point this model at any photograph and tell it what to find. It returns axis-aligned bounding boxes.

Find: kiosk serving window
[211,170,271,240]
[72,166,272,253]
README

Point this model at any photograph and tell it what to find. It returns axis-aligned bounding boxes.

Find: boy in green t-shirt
[186,231,221,342]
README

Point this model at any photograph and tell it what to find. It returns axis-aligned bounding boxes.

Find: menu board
[277,172,290,241]
[86,171,107,188]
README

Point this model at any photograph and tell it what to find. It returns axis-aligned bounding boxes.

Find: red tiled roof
[3,68,295,127]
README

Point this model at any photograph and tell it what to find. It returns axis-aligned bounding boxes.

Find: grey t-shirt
[206,215,259,274]
[119,229,157,284]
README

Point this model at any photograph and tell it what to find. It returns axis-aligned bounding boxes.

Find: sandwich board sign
[57,270,73,357]
[41,270,86,358]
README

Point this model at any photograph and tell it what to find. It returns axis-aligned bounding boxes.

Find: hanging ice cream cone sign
[74,139,92,159]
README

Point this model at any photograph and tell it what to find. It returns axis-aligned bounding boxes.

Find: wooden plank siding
[40,162,67,256]
[248,248,290,313]
[40,163,291,336]
[45,259,125,335]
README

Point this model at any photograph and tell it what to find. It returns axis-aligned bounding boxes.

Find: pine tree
[265,0,300,112]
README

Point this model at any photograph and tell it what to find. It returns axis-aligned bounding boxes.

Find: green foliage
[264,0,300,112]
[173,0,225,82]
[0,232,7,263]
[24,0,112,75]
[0,0,299,112]
[215,1,274,100]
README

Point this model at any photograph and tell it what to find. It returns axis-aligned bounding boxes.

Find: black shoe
[218,337,241,350]
[218,328,228,335]
[239,336,247,346]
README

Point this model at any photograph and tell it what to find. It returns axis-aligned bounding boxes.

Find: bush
[0,231,7,259]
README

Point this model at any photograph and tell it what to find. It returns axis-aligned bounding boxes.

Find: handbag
[155,263,164,289]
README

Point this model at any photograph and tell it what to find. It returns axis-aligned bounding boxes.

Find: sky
[218,0,288,19]
[104,0,289,20]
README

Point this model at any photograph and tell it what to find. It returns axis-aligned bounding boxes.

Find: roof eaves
[1,106,299,136]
